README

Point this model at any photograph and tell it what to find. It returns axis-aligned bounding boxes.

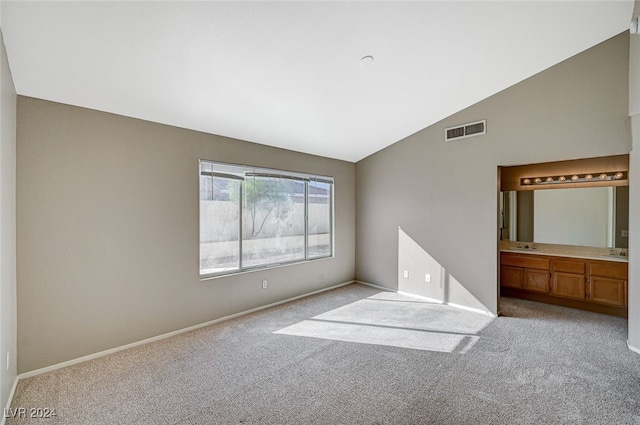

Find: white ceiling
[0,1,634,162]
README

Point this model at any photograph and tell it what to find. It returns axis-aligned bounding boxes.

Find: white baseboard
[355,280,394,292]
[357,280,495,317]
[447,301,496,317]
[1,376,19,425]
[397,291,444,305]
[627,341,640,355]
[18,280,355,381]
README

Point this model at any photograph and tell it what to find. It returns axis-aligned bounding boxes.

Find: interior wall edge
[0,376,18,425]
[355,280,395,293]
[626,113,640,351]
[0,27,18,417]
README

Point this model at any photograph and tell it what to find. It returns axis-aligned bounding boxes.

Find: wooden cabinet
[500,251,628,317]
[523,268,549,293]
[500,253,549,293]
[501,253,549,270]
[589,277,625,307]
[588,261,627,308]
[551,258,586,300]
[500,253,550,294]
[551,272,585,300]
[500,265,523,289]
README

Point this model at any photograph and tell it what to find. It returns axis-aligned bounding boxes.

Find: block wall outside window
[199,161,334,277]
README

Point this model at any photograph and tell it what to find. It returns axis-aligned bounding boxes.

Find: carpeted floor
[7,283,640,424]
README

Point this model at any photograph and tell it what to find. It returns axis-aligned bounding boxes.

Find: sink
[599,254,628,260]
[510,247,540,252]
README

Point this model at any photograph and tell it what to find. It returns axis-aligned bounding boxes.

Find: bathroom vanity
[500,249,628,317]
[499,155,630,317]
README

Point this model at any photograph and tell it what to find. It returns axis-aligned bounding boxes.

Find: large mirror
[500,186,629,249]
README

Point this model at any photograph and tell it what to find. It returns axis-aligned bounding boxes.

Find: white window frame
[199,160,334,278]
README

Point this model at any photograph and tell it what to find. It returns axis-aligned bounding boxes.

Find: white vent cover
[445,119,486,142]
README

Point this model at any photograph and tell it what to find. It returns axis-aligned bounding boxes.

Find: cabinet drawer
[552,258,585,274]
[501,253,549,270]
[589,261,628,280]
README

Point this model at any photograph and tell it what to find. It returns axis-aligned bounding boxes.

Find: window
[199,161,333,277]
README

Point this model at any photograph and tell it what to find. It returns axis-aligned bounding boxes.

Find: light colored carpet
[275,291,493,353]
[7,283,640,424]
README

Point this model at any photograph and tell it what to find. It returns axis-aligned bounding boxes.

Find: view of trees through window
[199,161,333,276]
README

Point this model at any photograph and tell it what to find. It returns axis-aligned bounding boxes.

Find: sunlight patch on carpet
[276,320,471,352]
[274,291,492,353]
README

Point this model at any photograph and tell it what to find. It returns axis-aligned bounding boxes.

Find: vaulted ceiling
[1,1,634,162]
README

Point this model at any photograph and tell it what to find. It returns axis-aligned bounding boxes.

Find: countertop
[500,248,628,263]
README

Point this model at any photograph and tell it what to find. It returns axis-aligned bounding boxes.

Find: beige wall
[16,97,356,373]
[356,32,631,315]
[0,30,17,408]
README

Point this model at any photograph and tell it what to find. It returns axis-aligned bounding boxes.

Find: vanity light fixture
[520,171,627,186]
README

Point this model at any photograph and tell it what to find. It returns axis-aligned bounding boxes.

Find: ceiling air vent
[445,119,486,142]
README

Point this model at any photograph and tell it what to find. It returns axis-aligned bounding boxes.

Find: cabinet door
[551,272,585,300]
[500,266,523,289]
[589,277,626,307]
[523,268,549,293]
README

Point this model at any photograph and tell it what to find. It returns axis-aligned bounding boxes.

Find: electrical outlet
[425,274,431,283]
[403,271,409,278]
[262,280,268,289]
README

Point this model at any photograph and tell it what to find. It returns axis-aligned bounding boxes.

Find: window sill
[199,255,335,281]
